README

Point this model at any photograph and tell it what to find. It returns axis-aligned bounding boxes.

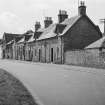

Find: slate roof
[28,35,35,42]
[3,30,35,44]
[14,33,33,43]
[36,15,80,40]
[24,34,32,42]
[37,24,57,40]
[17,37,25,43]
[15,36,24,43]
[85,36,105,49]
[36,15,102,41]
[3,14,101,43]
[34,31,42,39]
[3,33,22,43]
[6,40,14,45]
[60,16,80,35]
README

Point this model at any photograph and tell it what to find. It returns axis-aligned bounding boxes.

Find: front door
[39,49,41,62]
[51,48,53,62]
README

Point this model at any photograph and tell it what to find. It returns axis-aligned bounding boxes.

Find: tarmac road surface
[0,59,105,105]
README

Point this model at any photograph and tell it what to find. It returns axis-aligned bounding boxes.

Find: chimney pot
[78,1,86,16]
[58,10,68,23]
[44,17,53,28]
[35,21,41,31]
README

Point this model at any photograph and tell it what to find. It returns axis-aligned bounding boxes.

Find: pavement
[0,59,105,105]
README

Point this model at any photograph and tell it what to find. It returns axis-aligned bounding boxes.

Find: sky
[0,0,104,38]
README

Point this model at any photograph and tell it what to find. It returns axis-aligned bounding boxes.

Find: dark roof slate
[3,14,102,43]
[60,16,80,35]
[37,24,57,40]
[36,15,80,40]
[3,33,22,43]
[36,15,102,40]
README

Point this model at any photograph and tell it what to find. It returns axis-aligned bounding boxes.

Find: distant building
[2,1,102,64]
[2,33,22,59]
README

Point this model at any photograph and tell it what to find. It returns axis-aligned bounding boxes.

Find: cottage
[30,1,102,63]
[13,30,34,61]
[2,1,102,64]
[2,33,22,59]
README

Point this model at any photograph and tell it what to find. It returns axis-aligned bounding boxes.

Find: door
[51,48,53,62]
[39,49,41,62]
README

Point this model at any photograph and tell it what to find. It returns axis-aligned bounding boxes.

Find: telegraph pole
[100,18,105,35]
[78,0,80,7]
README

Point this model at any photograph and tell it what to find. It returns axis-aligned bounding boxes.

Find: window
[39,49,41,61]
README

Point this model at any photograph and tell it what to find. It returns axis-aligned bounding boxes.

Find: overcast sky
[0,0,104,38]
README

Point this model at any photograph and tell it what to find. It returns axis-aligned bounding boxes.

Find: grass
[0,68,39,105]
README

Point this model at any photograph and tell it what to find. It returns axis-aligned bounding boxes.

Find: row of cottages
[2,2,102,64]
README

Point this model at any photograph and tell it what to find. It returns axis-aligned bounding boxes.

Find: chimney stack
[78,1,86,16]
[44,17,53,28]
[58,10,68,23]
[35,22,41,31]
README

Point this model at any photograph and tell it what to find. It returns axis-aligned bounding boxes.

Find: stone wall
[25,37,63,64]
[13,43,25,60]
[64,48,105,68]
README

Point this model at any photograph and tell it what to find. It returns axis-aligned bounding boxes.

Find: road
[0,59,105,105]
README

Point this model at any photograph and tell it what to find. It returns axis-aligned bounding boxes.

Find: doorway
[51,48,53,62]
[39,49,41,61]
